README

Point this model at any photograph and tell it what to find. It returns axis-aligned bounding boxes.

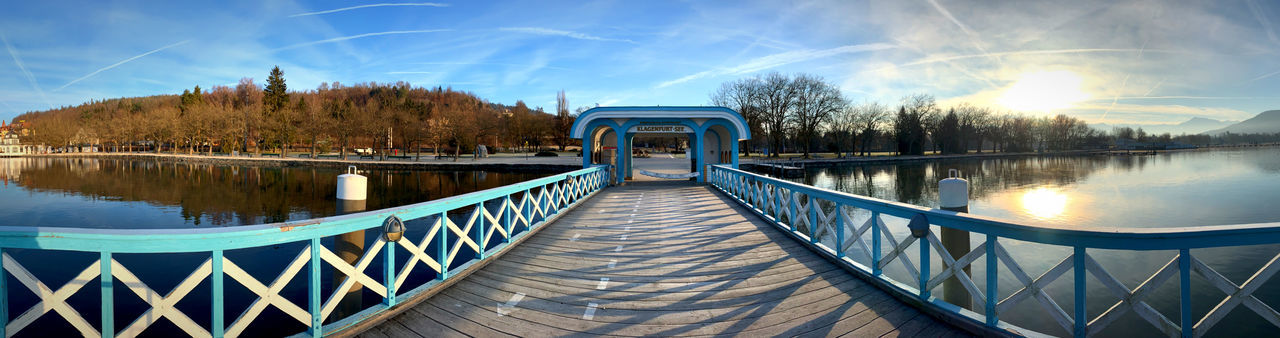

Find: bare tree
[758,72,794,157]
[789,74,846,158]
[853,102,890,156]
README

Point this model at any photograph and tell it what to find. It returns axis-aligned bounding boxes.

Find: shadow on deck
[357,181,970,337]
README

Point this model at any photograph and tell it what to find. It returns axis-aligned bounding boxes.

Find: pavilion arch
[570,106,751,184]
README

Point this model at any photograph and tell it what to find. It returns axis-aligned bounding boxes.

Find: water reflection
[0,157,559,229]
[797,147,1280,228]
[1020,187,1067,220]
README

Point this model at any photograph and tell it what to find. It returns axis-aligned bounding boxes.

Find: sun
[997,70,1091,112]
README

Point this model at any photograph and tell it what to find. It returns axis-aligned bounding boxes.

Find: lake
[0,157,558,228]
[793,146,1280,337]
[0,157,562,336]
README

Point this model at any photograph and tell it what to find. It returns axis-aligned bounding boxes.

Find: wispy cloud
[1107,96,1267,100]
[274,29,452,51]
[290,2,449,18]
[894,48,1171,69]
[413,61,573,71]
[56,40,189,91]
[658,42,897,88]
[1,33,51,108]
[498,27,637,44]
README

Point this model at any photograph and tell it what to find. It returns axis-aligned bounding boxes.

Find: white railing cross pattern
[1192,253,1280,337]
[223,247,313,338]
[319,238,389,321]
[1085,254,1180,336]
[3,253,102,337]
[113,258,213,338]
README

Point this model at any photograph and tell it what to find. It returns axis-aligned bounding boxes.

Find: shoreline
[13,152,582,172]
[745,143,1279,168]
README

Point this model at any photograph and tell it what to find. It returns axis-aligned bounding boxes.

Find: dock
[358,181,966,337]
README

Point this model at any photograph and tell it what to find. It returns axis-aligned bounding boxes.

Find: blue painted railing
[707,164,1280,337]
[0,165,609,337]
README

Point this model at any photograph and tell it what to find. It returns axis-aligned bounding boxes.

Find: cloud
[289,2,449,17]
[1,33,51,108]
[498,27,637,44]
[657,42,897,88]
[926,0,997,63]
[55,40,189,91]
[273,29,452,51]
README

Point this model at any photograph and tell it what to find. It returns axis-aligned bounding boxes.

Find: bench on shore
[359,154,376,160]
[317,154,341,159]
[260,153,282,158]
[388,155,413,161]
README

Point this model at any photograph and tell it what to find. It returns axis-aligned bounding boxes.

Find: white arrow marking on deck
[597,278,610,290]
[619,234,628,241]
[583,303,598,320]
[607,259,617,268]
[624,226,631,231]
[496,292,525,316]
[614,245,624,252]
[571,234,580,241]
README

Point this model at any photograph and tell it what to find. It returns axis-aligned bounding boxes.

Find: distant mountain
[1204,110,1280,135]
[1092,117,1236,136]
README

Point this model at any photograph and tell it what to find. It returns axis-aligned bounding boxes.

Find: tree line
[711,72,1274,158]
[13,66,578,160]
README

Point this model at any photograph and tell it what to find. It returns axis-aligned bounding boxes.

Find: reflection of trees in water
[802,155,1120,206]
[9,158,552,227]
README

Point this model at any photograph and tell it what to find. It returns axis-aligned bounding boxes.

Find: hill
[1205,110,1280,135]
[1092,117,1236,135]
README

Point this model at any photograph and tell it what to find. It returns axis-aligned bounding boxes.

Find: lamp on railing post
[335,165,367,319]
[939,169,972,310]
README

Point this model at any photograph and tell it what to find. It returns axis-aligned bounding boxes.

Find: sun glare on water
[1021,187,1068,220]
[998,70,1090,112]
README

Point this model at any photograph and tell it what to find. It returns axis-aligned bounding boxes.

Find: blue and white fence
[0,165,609,337]
[708,164,1280,337]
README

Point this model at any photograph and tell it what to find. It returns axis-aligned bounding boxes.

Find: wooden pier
[358,182,967,337]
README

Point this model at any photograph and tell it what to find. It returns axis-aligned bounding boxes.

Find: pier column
[335,166,367,320]
[939,169,971,310]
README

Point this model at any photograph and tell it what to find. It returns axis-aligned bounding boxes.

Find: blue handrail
[0,165,610,337]
[707,164,1280,337]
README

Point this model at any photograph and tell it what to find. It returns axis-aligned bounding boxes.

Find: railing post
[475,202,486,260]
[309,238,322,337]
[985,235,998,326]
[100,252,113,338]
[212,250,224,338]
[384,239,396,306]
[920,229,931,299]
[503,195,513,243]
[1074,246,1086,338]
[872,211,882,276]
[1179,248,1192,338]
[835,206,845,258]
[438,212,449,280]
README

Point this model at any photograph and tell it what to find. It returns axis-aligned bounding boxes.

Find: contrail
[56,40,189,91]
[890,48,1184,69]
[1,33,52,108]
[926,0,999,64]
[658,42,896,88]
[273,29,452,51]
[499,27,637,44]
[1099,74,1130,123]
[1143,79,1164,96]
[290,3,448,17]
[1246,0,1279,45]
[1253,69,1280,82]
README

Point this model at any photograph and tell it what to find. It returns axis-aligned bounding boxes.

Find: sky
[1,0,1279,126]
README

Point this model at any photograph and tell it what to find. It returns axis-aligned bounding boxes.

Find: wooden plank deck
[359,181,970,337]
